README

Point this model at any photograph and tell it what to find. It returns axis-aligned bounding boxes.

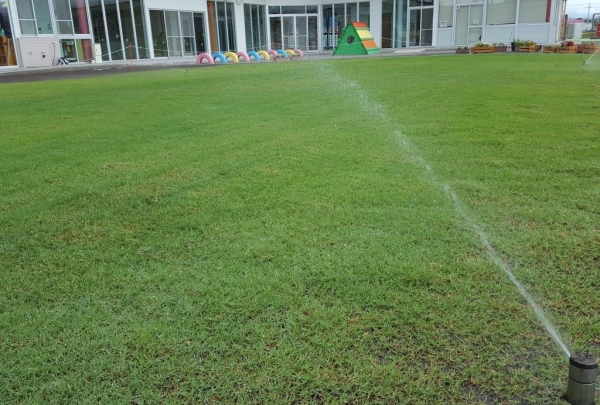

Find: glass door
[454,4,482,46]
[296,16,307,50]
[282,16,294,49]
[408,3,433,46]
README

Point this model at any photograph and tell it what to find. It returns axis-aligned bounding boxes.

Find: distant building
[565,18,592,39]
[1,0,565,68]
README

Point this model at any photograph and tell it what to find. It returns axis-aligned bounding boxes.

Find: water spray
[583,50,599,66]
[565,352,598,405]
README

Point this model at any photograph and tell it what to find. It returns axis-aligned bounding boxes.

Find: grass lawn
[1,54,599,403]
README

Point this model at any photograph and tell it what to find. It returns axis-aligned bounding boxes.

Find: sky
[565,2,600,18]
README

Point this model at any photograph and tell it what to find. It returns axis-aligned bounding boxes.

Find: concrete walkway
[0,48,456,83]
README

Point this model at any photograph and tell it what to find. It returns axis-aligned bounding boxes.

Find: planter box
[558,46,578,54]
[542,45,559,53]
[471,46,494,54]
[455,48,469,54]
[516,45,537,52]
[494,46,508,53]
[582,45,597,54]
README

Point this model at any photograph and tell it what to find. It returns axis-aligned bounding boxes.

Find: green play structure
[333,22,380,56]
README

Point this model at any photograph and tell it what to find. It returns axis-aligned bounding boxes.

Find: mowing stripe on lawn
[319,59,572,358]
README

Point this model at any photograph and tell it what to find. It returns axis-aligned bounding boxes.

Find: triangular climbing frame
[333,22,380,56]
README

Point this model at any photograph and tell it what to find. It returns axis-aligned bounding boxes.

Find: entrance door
[276,15,317,51]
[408,7,433,46]
[454,4,483,46]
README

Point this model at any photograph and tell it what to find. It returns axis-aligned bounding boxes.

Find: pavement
[0,48,456,84]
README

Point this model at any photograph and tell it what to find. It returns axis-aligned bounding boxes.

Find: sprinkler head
[565,352,598,405]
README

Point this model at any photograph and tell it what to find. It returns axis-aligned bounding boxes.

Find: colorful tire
[196,53,215,64]
[236,51,250,62]
[212,52,227,63]
[224,51,239,63]
[276,49,288,57]
[285,49,296,56]
[257,50,270,60]
[293,48,304,57]
[247,51,260,61]
[267,49,278,58]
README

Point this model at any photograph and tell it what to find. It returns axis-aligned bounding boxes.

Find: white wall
[483,25,515,45]
[517,24,551,44]
[437,28,452,47]
[145,0,206,12]
[17,37,56,67]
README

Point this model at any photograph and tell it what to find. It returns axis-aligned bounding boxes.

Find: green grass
[1,54,599,403]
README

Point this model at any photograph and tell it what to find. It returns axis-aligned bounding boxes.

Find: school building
[0,0,565,68]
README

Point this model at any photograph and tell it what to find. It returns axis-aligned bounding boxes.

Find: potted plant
[471,41,494,54]
[492,42,507,52]
[513,39,537,52]
[455,46,469,54]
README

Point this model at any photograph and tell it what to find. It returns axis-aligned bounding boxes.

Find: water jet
[565,352,598,405]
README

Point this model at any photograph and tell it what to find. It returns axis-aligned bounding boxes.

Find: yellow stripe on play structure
[357,30,373,40]
[285,49,296,56]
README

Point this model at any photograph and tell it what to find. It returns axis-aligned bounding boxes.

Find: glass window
[487,0,517,25]
[118,0,135,58]
[54,0,74,34]
[359,2,369,26]
[306,6,318,14]
[132,0,148,58]
[268,6,280,14]
[104,0,123,59]
[181,12,194,56]
[270,16,281,49]
[226,2,235,51]
[251,5,259,50]
[193,12,206,53]
[438,0,452,27]
[395,0,407,48]
[382,0,393,47]
[165,10,181,57]
[216,1,226,50]
[89,0,109,61]
[70,0,90,35]
[333,3,345,45]
[282,6,305,14]
[518,0,548,24]
[244,4,265,51]
[244,4,252,50]
[17,0,35,20]
[16,0,36,35]
[347,3,357,23]
[33,0,53,34]
[322,5,333,50]
[150,10,167,57]
[60,38,77,61]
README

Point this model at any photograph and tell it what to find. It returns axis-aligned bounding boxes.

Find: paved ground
[0,48,455,84]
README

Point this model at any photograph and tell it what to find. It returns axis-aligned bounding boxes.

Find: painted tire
[212,52,227,64]
[196,53,215,64]
[224,51,239,63]
[247,51,260,61]
[267,49,278,58]
[293,48,304,57]
[236,51,250,62]
[285,49,296,56]
[276,49,288,57]
[257,50,270,60]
